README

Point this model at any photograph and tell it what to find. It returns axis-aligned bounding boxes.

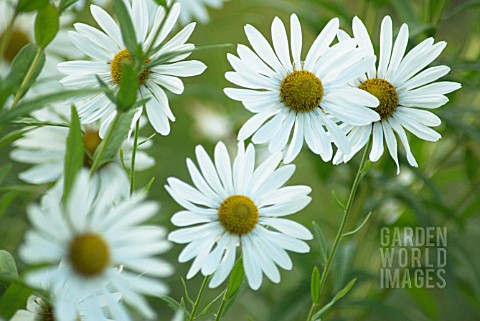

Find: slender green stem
[89,113,122,175]
[9,47,44,110]
[189,276,210,321]
[214,290,229,321]
[0,10,18,61]
[129,117,140,194]
[307,138,372,321]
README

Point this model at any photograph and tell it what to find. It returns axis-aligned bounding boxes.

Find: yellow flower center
[110,49,151,85]
[68,233,110,277]
[83,130,102,167]
[218,195,259,235]
[280,70,324,113]
[0,29,30,63]
[358,78,399,120]
[42,303,81,321]
[42,305,55,321]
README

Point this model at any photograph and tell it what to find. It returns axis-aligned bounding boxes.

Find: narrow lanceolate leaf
[90,109,137,172]
[142,177,156,193]
[312,221,328,264]
[0,250,18,278]
[17,0,49,12]
[63,107,84,204]
[312,278,357,320]
[311,266,320,304]
[0,191,19,221]
[5,44,45,97]
[35,4,59,48]
[116,62,138,112]
[112,0,138,57]
[0,89,99,125]
[226,258,244,299]
[342,211,373,238]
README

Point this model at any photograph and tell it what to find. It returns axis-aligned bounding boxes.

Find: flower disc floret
[218,195,258,235]
[110,49,151,85]
[358,78,398,120]
[83,130,102,167]
[42,304,55,321]
[1,29,29,63]
[280,70,324,113]
[68,233,110,277]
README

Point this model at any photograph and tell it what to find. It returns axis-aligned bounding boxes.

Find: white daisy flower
[224,14,380,163]
[166,0,227,25]
[19,170,172,320]
[10,104,154,185]
[333,16,461,173]
[57,0,207,137]
[167,141,313,290]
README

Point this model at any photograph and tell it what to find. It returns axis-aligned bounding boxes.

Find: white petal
[378,16,393,79]
[290,14,302,71]
[370,122,384,162]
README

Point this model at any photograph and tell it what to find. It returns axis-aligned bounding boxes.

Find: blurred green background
[1,0,480,320]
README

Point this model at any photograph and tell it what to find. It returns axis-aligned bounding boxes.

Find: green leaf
[225,258,244,299]
[0,89,98,125]
[312,221,328,264]
[35,4,59,48]
[90,109,136,172]
[95,75,116,103]
[342,211,372,237]
[0,282,33,319]
[153,0,167,6]
[63,107,84,204]
[17,0,49,12]
[312,278,357,320]
[5,44,45,97]
[0,191,19,221]
[310,266,320,304]
[142,177,156,193]
[112,0,138,57]
[158,295,182,311]
[332,190,345,209]
[116,62,138,112]
[0,250,17,278]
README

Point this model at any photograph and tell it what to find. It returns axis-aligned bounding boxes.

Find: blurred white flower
[167,141,313,290]
[19,170,172,321]
[58,0,206,137]
[189,102,233,141]
[333,16,461,173]
[10,104,154,185]
[167,0,228,25]
[225,14,380,163]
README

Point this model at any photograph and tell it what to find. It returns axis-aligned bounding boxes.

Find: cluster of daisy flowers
[0,0,460,320]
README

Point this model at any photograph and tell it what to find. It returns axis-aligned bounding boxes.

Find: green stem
[129,117,140,194]
[9,47,44,109]
[307,138,372,321]
[0,10,18,61]
[89,113,122,175]
[189,276,210,321]
[214,290,228,321]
